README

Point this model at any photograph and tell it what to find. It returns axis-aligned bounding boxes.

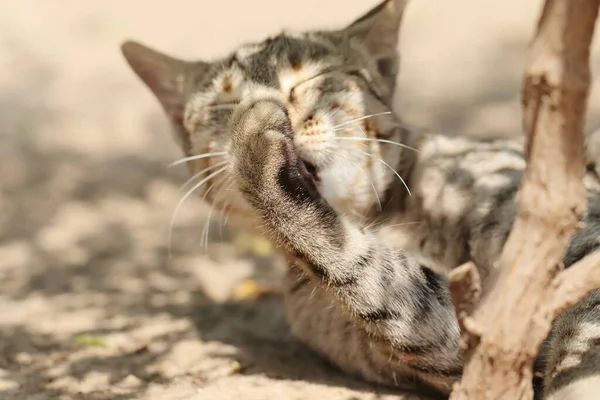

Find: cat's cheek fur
[318,164,378,218]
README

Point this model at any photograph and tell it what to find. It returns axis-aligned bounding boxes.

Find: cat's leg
[283,266,458,398]
[540,290,600,400]
[228,92,461,395]
[536,201,600,399]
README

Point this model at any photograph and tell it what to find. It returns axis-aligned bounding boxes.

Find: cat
[121,0,600,398]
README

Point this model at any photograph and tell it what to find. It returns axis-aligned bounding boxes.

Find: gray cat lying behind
[121,1,600,398]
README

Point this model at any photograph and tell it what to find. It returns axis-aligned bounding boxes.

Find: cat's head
[122,0,411,223]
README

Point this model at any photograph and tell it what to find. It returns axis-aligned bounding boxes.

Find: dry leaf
[75,334,107,348]
[230,279,279,301]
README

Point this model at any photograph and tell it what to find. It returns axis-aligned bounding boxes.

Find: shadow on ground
[0,141,414,399]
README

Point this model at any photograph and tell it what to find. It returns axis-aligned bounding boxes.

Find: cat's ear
[121,41,207,128]
[344,0,409,84]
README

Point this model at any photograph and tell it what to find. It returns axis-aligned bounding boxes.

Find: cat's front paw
[228,94,321,208]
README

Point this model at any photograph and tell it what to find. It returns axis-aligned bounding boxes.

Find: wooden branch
[449,262,482,356]
[448,263,480,325]
[449,1,600,399]
[551,249,600,317]
[448,262,481,320]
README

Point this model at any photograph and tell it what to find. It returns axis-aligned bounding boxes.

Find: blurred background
[1,1,599,399]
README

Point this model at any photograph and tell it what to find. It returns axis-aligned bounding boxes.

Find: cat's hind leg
[540,290,600,400]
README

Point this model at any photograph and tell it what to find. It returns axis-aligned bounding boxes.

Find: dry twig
[449,1,600,399]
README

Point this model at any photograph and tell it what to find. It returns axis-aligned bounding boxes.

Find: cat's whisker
[332,136,420,153]
[222,206,232,234]
[177,166,229,254]
[309,285,318,300]
[348,149,411,197]
[201,208,213,252]
[199,178,234,250]
[169,152,227,167]
[201,174,229,204]
[331,111,391,130]
[219,200,231,240]
[168,166,228,258]
[203,179,233,249]
[329,106,343,120]
[333,150,382,212]
[364,217,391,231]
[217,182,235,236]
[206,103,239,110]
[321,105,343,123]
[354,164,382,212]
[384,221,424,228]
[178,160,229,194]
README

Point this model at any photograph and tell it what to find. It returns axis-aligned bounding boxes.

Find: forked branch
[449,1,600,399]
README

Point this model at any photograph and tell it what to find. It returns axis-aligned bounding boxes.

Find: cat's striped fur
[121,1,600,398]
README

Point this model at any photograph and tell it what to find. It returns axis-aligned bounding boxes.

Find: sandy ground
[2,1,600,399]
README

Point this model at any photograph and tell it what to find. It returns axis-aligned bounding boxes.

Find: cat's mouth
[300,159,321,184]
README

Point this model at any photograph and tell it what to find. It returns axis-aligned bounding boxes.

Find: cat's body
[121,1,600,398]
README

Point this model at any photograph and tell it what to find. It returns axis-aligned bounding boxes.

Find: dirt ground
[2,1,600,399]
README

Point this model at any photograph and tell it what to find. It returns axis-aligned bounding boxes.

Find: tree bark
[449,1,600,399]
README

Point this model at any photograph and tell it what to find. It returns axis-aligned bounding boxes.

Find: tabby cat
[121,0,600,398]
